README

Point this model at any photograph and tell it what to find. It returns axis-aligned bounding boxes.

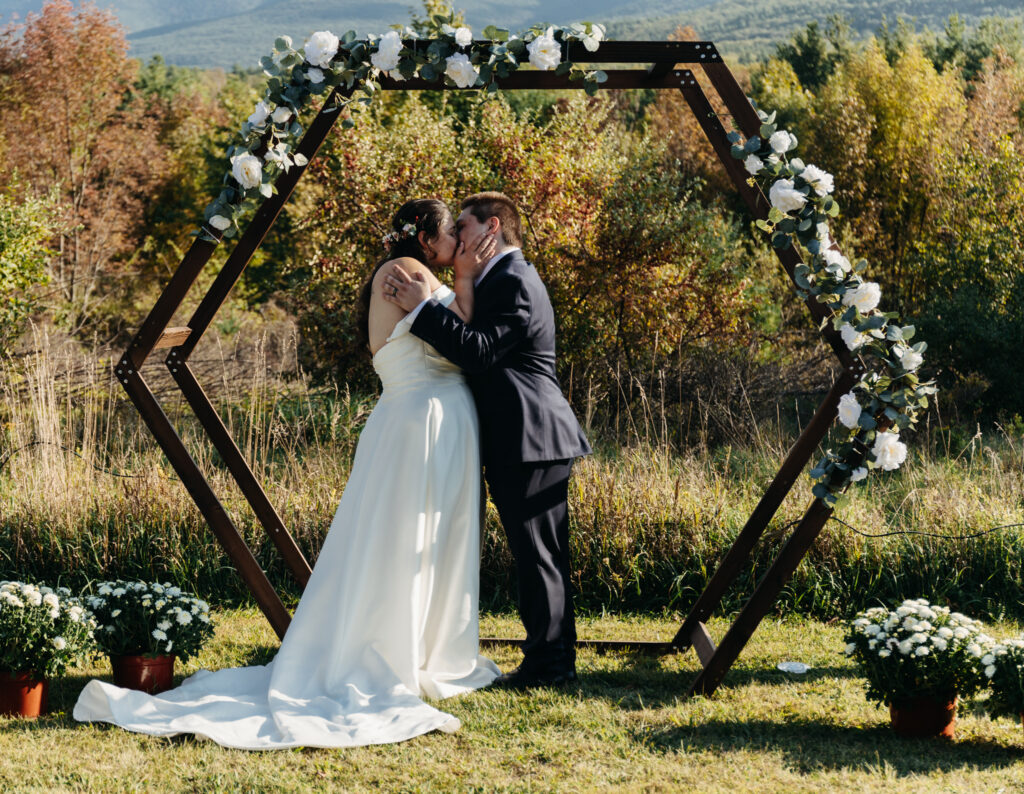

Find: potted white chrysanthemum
[0,581,97,717]
[86,580,215,694]
[981,637,1024,728]
[844,598,990,738]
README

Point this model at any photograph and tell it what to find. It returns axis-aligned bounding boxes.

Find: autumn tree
[0,0,169,335]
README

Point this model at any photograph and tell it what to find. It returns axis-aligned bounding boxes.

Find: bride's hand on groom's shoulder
[382,263,431,312]
[454,230,497,283]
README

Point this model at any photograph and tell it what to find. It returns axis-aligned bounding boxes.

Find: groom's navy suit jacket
[410,249,591,468]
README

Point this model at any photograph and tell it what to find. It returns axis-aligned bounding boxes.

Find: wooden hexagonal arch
[116,40,864,698]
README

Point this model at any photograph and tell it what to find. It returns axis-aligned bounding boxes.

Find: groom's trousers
[485,458,577,673]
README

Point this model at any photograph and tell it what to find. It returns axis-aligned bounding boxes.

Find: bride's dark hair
[356,198,452,351]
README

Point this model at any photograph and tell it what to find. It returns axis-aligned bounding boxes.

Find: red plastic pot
[0,670,49,717]
[889,695,958,738]
[110,654,176,695]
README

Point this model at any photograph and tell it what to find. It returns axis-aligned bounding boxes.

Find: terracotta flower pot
[110,654,177,695]
[0,670,49,717]
[889,695,958,738]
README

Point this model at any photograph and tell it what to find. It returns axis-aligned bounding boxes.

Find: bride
[73,198,502,749]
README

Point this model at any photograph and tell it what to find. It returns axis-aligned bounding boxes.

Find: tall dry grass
[2,328,1022,618]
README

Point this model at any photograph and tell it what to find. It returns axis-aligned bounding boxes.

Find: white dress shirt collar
[474,247,520,287]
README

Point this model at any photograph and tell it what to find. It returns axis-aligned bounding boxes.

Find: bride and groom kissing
[73,192,592,749]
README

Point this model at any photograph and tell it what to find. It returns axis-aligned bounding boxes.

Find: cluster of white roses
[202,20,605,240]
[845,599,988,662]
[733,109,936,503]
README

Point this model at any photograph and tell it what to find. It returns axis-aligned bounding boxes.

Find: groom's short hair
[461,192,523,247]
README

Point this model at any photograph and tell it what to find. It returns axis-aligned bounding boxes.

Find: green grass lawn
[4,609,1024,792]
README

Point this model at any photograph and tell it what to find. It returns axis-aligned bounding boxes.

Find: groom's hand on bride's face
[382,264,431,312]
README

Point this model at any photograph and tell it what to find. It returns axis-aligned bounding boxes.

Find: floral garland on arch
[199,15,606,242]
[730,109,937,507]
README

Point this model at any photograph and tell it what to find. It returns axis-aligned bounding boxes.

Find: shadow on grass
[577,655,859,710]
[633,717,1024,774]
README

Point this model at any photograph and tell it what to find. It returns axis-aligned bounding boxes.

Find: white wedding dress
[73,286,500,749]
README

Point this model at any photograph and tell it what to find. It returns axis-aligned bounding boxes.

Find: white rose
[370,30,403,72]
[527,28,561,70]
[822,247,852,273]
[840,323,867,351]
[247,100,271,127]
[231,154,263,190]
[272,106,292,124]
[209,214,231,231]
[768,179,806,213]
[898,347,923,371]
[152,628,168,641]
[743,154,763,175]
[768,130,795,153]
[801,163,834,196]
[872,431,908,472]
[445,53,479,88]
[842,282,882,314]
[304,30,339,68]
[837,392,862,429]
[306,67,325,84]
[52,636,66,650]
[849,467,868,483]
[453,26,473,48]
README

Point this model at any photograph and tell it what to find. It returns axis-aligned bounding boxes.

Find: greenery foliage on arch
[200,16,934,507]
[732,112,936,505]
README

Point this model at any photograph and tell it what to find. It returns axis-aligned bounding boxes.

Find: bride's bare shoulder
[373,257,441,291]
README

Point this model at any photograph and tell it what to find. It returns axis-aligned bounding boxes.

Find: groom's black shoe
[491,664,577,691]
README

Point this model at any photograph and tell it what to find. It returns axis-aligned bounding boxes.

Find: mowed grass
[3,609,1024,792]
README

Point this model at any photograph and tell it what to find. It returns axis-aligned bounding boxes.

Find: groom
[383,192,591,688]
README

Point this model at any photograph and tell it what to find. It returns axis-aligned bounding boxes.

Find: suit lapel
[475,250,522,294]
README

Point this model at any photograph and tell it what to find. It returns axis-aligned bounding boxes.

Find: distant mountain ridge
[1,0,1021,67]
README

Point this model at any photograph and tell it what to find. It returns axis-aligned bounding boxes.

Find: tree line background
[0,1,1022,615]
[3,1,1022,438]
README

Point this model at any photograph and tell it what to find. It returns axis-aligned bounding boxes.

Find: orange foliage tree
[0,0,169,334]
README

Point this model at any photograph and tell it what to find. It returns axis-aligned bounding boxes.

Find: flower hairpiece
[381,221,418,250]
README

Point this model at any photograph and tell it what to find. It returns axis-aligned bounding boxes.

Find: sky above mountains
[1,1,1021,68]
